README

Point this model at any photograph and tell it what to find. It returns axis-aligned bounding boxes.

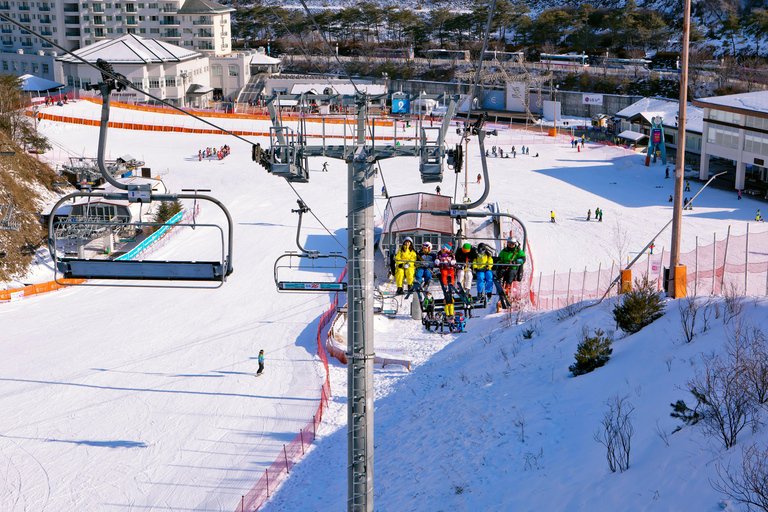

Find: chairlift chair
[273,200,347,293]
[265,126,309,183]
[46,59,234,288]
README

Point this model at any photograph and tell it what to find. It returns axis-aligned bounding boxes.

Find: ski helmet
[462,242,471,250]
[507,237,518,245]
[441,243,452,251]
[422,241,432,250]
[403,236,413,244]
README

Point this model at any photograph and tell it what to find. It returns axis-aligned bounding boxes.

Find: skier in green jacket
[496,237,526,284]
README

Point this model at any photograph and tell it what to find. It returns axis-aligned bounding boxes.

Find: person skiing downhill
[257,350,265,375]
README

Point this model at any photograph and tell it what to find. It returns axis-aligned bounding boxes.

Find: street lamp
[179,70,188,108]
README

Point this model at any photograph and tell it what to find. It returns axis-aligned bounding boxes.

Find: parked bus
[603,58,652,70]
[539,53,589,67]
[373,48,415,60]
[424,49,470,61]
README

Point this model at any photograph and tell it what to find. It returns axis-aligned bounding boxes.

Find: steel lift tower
[256,92,458,511]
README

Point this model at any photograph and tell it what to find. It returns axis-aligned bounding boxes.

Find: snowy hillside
[2,100,767,511]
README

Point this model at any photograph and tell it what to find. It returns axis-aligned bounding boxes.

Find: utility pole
[668,0,692,297]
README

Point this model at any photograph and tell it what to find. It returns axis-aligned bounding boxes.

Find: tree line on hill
[228,0,768,61]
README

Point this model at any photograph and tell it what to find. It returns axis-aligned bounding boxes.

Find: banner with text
[582,94,604,106]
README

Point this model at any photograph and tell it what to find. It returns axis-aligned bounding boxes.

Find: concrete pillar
[736,160,747,190]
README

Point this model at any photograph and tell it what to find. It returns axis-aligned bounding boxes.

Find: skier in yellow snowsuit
[394,237,417,295]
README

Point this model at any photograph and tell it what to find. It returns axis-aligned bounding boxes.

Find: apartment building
[0,0,233,82]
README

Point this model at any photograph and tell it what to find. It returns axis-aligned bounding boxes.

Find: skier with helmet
[473,243,495,300]
[394,236,417,295]
[497,237,526,286]
[436,243,457,286]
[415,241,437,289]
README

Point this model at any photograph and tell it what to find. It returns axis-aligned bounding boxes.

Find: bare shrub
[523,448,544,470]
[724,283,745,325]
[654,418,670,447]
[727,320,768,406]
[686,352,759,449]
[594,394,635,473]
[514,410,526,443]
[679,296,699,343]
[713,443,768,511]
[556,297,582,321]
[701,299,714,333]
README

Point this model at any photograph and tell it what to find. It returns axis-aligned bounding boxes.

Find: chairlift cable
[286,181,346,251]
[0,12,255,146]
[1,11,345,258]
[459,0,498,147]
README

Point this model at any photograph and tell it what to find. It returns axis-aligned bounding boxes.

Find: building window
[1,60,7,70]
[228,65,238,76]
[81,78,90,87]
[32,62,37,72]
[746,116,768,131]
[707,124,739,149]
[745,132,768,157]
[149,27,158,33]
[42,63,48,73]
[116,27,123,32]
[139,27,145,33]
[164,75,176,86]
[211,64,221,76]
[709,109,741,125]
[132,79,143,89]
[149,77,160,88]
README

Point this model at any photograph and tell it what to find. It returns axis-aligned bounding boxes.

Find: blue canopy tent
[20,74,64,93]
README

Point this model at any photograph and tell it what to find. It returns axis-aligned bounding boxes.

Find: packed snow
[1,99,766,511]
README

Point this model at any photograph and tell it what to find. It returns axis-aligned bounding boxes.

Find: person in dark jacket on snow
[454,242,478,292]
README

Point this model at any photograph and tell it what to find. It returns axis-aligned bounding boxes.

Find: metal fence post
[745,223,750,295]
[721,225,731,294]
[537,272,542,310]
[551,270,556,309]
[659,246,665,291]
[566,269,572,305]
[284,444,290,474]
[712,232,716,295]
[266,469,270,497]
[595,262,601,299]
[694,236,698,297]
[581,266,586,302]
[300,429,305,455]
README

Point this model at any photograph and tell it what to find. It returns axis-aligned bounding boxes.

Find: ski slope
[1,100,766,511]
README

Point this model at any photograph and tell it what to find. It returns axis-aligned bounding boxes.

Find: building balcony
[18,5,30,10]
[159,20,179,25]
[21,41,33,47]
[38,5,51,11]
[39,17,52,24]
[125,7,137,12]
[63,5,79,12]
[163,30,180,37]
[161,7,177,12]
[0,4,10,10]
[92,7,104,12]
[1,39,12,45]
[40,29,53,35]
[65,29,80,36]
[19,16,31,22]
[126,20,137,25]
[198,30,213,38]
[64,16,80,24]
[192,19,212,25]
[1,28,11,34]
[92,19,104,25]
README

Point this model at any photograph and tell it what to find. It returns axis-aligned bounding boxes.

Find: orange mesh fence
[237,267,344,511]
[531,227,768,309]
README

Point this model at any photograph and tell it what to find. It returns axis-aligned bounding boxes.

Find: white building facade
[55,34,211,107]
[694,91,768,191]
[1,0,232,82]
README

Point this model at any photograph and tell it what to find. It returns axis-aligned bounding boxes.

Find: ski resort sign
[582,94,604,106]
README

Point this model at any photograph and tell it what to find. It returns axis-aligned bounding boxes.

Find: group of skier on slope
[391,236,526,299]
